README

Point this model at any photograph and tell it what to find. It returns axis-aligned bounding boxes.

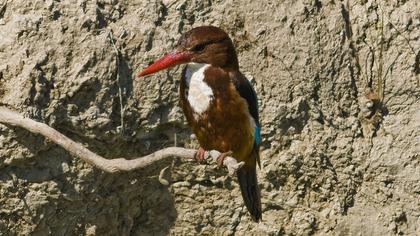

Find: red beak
[137,50,192,77]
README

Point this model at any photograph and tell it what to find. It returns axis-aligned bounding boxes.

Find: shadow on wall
[0,126,177,235]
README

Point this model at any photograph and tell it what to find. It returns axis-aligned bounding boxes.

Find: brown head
[137,26,238,77]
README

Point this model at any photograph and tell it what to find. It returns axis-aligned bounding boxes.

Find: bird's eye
[192,43,206,52]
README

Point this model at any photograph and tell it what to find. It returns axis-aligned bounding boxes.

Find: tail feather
[237,150,262,222]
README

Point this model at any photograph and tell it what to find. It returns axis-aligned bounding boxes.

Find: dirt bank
[0,0,419,235]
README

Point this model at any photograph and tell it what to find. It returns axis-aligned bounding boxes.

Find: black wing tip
[237,166,262,223]
[248,194,262,222]
[250,210,262,222]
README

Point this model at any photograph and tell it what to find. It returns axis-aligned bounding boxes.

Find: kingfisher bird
[138,26,262,222]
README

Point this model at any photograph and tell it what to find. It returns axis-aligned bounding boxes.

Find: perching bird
[138,26,262,222]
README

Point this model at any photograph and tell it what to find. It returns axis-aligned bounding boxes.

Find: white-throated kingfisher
[137,26,262,222]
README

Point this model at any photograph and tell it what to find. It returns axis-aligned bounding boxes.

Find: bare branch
[0,107,244,174]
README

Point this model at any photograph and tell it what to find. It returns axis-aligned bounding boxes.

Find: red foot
[216,152,228,167]
[194,147,206,163]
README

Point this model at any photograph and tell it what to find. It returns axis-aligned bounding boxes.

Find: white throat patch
[185,63,213,115]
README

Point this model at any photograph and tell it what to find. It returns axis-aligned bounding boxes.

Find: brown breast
[179,64,255,161]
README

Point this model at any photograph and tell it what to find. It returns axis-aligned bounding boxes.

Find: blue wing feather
[255,125,261,146]
[230,72,261,147]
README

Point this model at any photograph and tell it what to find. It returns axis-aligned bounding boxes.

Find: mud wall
[0,0,419,235]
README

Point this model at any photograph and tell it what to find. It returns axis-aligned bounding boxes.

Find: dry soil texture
[0,0,419,235]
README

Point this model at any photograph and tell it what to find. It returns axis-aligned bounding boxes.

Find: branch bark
[0,107,244,174]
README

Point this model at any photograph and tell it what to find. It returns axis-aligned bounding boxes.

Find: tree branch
[0,107,244,175]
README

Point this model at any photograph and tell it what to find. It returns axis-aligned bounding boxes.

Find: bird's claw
[216,151,233,167]
[194,147,206,163]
